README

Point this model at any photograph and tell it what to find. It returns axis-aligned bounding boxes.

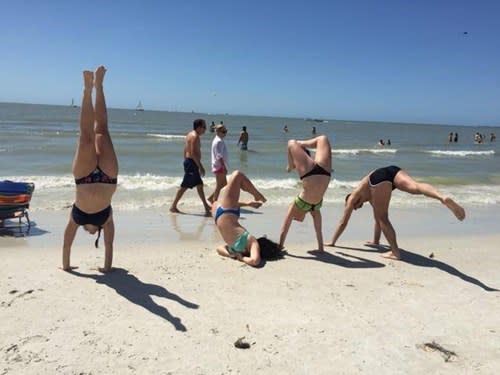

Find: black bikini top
[300,163,331,180]
[75,167,117,185]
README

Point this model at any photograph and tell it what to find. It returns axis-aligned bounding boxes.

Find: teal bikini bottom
[228,231,249,254]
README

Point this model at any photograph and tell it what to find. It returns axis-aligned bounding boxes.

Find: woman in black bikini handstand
[325,165,466,260]
[279,135,332,252]
[62,66,118,272]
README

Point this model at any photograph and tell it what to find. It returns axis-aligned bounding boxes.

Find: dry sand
[1,205,499,374]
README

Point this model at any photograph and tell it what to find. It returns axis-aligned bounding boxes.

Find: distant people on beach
[63,66,118,273]
[312,126,316,135]
[208,124,229,203]
[213,170,281,266]
[448,132,453,143]
[378,139,385,147]
[210,121,216,133]
[169,119,211,215]
[387,139,391,146]
[490,133,496,142]
[474,132,483,144]
[283,125,288,133]
[238,126,249,151]
[325,165,466,260]
[280,135,332,252]
[454,132,458,143]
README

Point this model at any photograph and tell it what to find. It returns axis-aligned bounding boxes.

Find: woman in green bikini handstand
[279,135,332,252]
[213,170,281,267]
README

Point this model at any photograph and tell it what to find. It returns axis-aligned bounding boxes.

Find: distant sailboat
[136,101,144,112]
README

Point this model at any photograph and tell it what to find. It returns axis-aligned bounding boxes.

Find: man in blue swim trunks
[170,119,212,215]
[325,166,466,260]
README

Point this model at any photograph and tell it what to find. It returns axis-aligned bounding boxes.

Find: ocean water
[1,102,499,211]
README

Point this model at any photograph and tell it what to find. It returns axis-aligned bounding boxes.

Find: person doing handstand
[213,170,281,267]
[325,165,466,260]
[279,135,332,252]
[62,67,118,272]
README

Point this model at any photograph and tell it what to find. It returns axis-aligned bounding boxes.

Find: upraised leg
[72,71,97,178]
[287,139,314,176]
[394,170,465,220]
[298,135,332,171]
[219,170,266,208]
[94,66,118,178]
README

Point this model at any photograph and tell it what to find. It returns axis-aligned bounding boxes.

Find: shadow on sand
[285,247,385,269]
[353,244,498,292]
[0,221,49,238]
[69,268,199,331]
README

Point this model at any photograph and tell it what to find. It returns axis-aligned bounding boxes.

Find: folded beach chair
[0,181,35,232]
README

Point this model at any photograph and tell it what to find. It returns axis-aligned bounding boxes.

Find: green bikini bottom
[294,196,323,212]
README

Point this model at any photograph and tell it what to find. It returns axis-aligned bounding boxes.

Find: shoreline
[1,203,498,249]
[1,205,500,374]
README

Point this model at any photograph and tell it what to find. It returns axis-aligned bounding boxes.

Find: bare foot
[60,266,78,272]
[443,197,466,221]
[94,66,106,88]
[381,250,401,260]
[169,206,181,213]
[248,201,263,209]
[98,267,114,273]
[324,242,335,247]
[308,249,324,255]
[83,71,94,90]
[254,193,267,203]
[204,209,212,217]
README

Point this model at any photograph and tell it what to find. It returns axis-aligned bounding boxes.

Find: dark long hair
[257,237,283,260]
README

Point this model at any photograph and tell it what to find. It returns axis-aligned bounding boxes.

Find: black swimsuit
[300,163,331,180]
[71,204,111,227]
[368,166,401,190]
[75,166,117,185]
[73,166,116,228]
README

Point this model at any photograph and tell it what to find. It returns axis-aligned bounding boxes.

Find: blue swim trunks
[181,158,203,189]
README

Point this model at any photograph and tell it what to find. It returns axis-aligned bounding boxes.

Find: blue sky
[1,0,499,125]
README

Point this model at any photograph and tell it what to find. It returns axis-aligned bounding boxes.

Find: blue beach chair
[0,181,35,233]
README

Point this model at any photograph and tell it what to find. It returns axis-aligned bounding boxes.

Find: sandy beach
[1,204,499,374]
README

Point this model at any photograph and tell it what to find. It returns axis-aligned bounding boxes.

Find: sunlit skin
[279,135,332,252]
[325,168,465,260]
[62,66,117,273]
[213,170,266,267]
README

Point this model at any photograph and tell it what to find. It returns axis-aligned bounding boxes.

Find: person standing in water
[238,126,249,150]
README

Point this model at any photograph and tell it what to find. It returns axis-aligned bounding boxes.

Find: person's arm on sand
[62,218,79,270]
[325,204,354,247]
[310,210,324,252]
[99,218,115,273]
[234,237,261,267]
[279,204,294,249]
[216,239,261,267]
